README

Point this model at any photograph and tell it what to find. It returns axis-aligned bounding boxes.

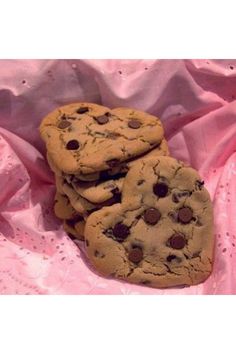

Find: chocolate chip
[66,140,80,150]
[106,159,120,168]
[167,255,177,262]
[95,113,110,125]
[168,233,186,249]
[153,182,168,197]
[58,120,71,129]
[166,254,182,263]
[113,223,130,242]
[76,107,89,114]
[128,119,141,129]
[128,247,143,263]
[178,207,193,224]
[144,208,161,225]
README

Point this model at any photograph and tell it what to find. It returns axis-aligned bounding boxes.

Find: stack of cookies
[40,103,169,239]
[40,102,214,288]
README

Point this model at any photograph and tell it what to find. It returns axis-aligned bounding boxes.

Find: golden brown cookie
[84,156,214,288]
[40,103,164,175]
[47,138,169,183]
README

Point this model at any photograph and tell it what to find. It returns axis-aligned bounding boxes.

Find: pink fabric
[0,59,235,295]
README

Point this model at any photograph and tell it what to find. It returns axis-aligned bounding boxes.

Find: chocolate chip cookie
[84,156,214,288]
[40,103,164,175]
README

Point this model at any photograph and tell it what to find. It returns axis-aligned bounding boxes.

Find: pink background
[0,59,235,294]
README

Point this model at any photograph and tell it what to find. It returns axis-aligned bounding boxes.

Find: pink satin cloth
[0,59,235,294]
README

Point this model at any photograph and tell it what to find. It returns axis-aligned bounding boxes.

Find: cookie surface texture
[47,137,169,186]
[40,103,164,174]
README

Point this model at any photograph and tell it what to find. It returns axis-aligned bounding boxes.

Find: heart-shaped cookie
[40,103,164,175]
[84,156,214,288]
[47,134,169,184]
